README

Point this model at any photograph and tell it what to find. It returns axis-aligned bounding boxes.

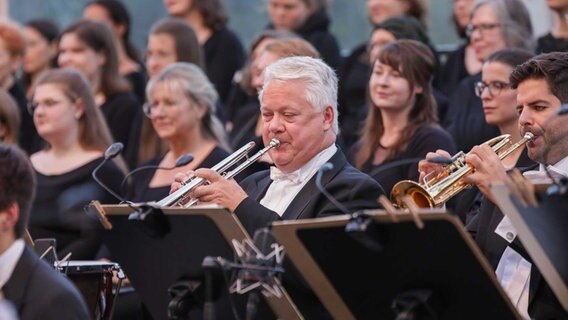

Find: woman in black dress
[27,69,125,260]
[351,40,456,195]
[129,62,230,202]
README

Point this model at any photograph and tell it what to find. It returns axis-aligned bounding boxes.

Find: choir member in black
[536,0,568,53]
[351,40,456,195]
[0,90,20,144]
[129,62,229,202]
[162,0,245,106]
[58,19,141,168]
[443,0,534,153]
[0,22,40,154]
[265,0,341,70]
[83,0,147,103]
[27,68,126,260]
[21,19,59,100]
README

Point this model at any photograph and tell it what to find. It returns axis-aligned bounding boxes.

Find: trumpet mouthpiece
[270,139,281,148]
[523,132,535,140]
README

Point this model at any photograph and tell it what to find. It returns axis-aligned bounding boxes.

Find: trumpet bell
[390,180,434,208]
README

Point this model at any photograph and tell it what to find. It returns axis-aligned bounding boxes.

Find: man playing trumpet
[419,52,568,319]
[172,56,383,234]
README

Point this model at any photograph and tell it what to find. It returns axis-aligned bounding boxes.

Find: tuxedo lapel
[245,171,272,201]
[281,150,345,220]
[3,247,37,312]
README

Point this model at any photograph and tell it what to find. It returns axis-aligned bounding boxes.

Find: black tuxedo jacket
[3,246,89,320]
[470,164,568,319]
[233,148,384,235]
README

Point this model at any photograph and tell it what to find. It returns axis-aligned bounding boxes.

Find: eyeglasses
[474,81,510,97]
[143,100,188,118]
[465,23,501,38]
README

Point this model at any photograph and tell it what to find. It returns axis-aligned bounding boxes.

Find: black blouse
[28,157,124,260]
[129,146,229,202]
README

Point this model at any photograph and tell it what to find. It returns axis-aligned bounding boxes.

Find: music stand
[89,201,301,320]
[491,183,568,311]
[271,209,521,320]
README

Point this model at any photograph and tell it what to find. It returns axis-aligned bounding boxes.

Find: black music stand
[491,183,568,312]
[89,202,301,320]
[271,209,521,320]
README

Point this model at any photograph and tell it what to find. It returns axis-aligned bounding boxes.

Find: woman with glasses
[27,68,126,260]
[350,40,456,195]
[128,62,229,202]
[443,0,534,153]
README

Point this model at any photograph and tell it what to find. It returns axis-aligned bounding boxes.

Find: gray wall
[8,0,549,56]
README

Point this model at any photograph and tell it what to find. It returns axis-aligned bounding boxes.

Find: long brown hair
[60,19,131,98]
[0,89,20,144]
[355,40,437,168]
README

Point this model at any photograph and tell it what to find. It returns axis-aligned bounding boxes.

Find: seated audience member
[0,22,40,154]
[231,37,320,177]
[265,0,341,70]
[163,0,245,105]
[443,0,534,153]
[536,0,568,53]
[21,19,59,100]
[27,69,125,260]
[58,19,140,168]
[420,52,568,319]
[437,0,480,100]
[83,0,147,103]
[366,0,427,26]
[129,62,230,202]
[340,15,446,146]
[0,143,89,319]
[351,40,456,195]
[226,29,298,125]
[138,17,206,166]
[0,90,20,144]
[173,56,383,318]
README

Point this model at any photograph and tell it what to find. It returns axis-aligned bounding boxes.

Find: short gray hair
[259,56,339,133]
[471,0,535,53]
[146,62,228,149]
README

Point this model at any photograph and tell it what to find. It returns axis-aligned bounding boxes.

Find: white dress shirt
[260,144,337,216]
[0,239,25,299]
[495,156,568,319]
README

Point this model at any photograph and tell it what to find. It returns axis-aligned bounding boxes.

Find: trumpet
[156,139,280,207]
[390,132,534,208]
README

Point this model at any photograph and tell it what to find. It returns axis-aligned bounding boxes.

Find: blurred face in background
[546,0,568,12]
[0,39,19,86]
[83,4,124,39]
[468,4,506,62]
[267,0,312,31]
[369,59,420,113]
[23,27,56,75]
[146,33,178,78]
[367,0,409,25]
[58,33,105,83]
[453,0,474,30]
[368,28,396,64]
[478,61,517,128]
[31,83,82,141]
[163,0,193,17]
[251,50,280,92]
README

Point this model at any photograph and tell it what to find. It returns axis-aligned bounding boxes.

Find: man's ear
[322,105,334,131]
[0,202,20,233]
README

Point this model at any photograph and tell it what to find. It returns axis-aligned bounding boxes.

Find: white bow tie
[270,167,302,184]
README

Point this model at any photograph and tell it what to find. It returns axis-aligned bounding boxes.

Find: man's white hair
[259,56,339,133]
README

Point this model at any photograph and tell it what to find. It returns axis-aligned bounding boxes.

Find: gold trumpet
[156,139,280,207]
[390,132,534,208]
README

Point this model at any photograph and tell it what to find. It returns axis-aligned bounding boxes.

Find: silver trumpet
[155,138,280,207]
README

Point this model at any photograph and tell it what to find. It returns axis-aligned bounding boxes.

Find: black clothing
[443,74,500,152]
[125,68,148,104]
[203,27,245,105]
[437,44,472,107]
[353,124,457,195]
[3,246,90,320]
[9,82,42,154]
[129,146,229,202]
[536,32,568,54]
[28,157,124,260]
[99,92,141,169]
[293,9,342,71]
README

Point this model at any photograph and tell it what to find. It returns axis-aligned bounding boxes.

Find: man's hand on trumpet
[418,149,453,181]
[171,169,248,212]
[463,144,509,204]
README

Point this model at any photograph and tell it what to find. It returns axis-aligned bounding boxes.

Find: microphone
[119,153,194,195]
[316,162,351,215]
[92,142,128,203]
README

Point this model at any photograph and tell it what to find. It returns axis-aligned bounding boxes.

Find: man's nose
[268,115,285,133]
